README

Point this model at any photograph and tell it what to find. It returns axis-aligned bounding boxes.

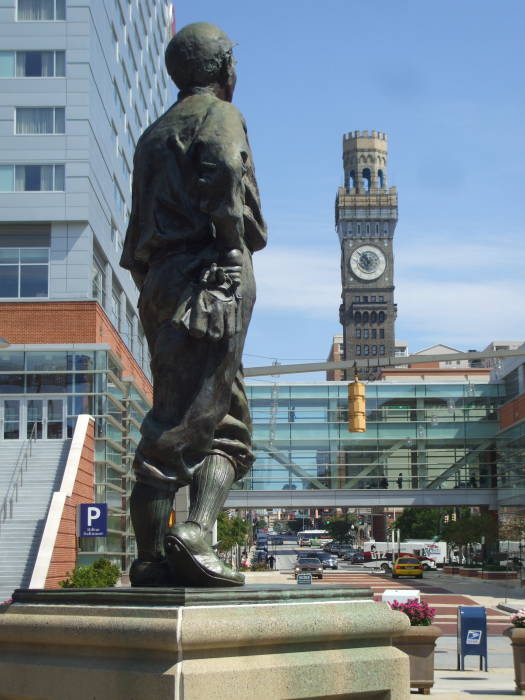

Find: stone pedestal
[0,585,410,700]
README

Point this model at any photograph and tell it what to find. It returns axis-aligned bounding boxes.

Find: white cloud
[253,242,525,349]
[253,248,340,314]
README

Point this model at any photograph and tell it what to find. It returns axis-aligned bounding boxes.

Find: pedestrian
[380,477,388,489]
[267,554,275,570]
[397,473,403,489]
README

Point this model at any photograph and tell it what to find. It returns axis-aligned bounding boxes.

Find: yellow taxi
[392,556,423,579]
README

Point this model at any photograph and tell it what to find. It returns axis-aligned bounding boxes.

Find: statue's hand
[219,248,242,286]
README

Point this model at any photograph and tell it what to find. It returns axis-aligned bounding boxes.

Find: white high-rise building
[0,0,172,596]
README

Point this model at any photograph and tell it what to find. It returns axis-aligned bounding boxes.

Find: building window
[375,223,379,233]
[379,295,384,302]
[379,328,385,339]
[17,0,65,20]
[125,310,134,351]
[355,329,361,338]
[15,107,65,134]
[0,50,65,77]
[0,247,49,298]
[355,345,361,355]
[371,296,376,302]
[366,223,370,234]
[111,290,121,330]
[363,344,369,356]
[92,257,106,307]
[371,345,377,355]
[354,295,360,303]
[363,329,369,339]
[0,164,64,191]
[379,345,385,355]
[378,311,385,323]
[357,224,361,234]
[114,180,125,218]
[371,329,377,339]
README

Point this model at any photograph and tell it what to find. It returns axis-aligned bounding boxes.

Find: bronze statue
[120,22,266,587]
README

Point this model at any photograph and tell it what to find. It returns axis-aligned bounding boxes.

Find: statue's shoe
[129,558,177,587]
[164,522,245,587]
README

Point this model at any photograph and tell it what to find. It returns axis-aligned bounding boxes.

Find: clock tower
[335,130,398,376]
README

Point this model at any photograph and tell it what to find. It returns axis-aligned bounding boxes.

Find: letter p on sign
[79,503,108,537]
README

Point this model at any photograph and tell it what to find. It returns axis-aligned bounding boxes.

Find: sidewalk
[431,668,517,698]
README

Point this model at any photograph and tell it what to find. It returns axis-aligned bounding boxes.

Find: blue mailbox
[457,606,488,671]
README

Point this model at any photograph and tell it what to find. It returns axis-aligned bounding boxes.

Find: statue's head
[165,22,236,100]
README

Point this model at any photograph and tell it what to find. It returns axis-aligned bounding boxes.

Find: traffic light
[348,371,366,433]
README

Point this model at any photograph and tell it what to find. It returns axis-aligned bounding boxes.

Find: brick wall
[44,419,95,588]
[500,393,525,431]
[0,300,152,402]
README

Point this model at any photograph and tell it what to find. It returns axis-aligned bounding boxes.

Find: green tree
[59,558,120,588]
[217,512,249,552]
[287,520,303,534]
[326,516,356,543]
[442,512,498,563]
[393,507,449,540]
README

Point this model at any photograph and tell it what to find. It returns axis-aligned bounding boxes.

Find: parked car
[338,546,357,558]
[315,552,338,570]
[346,551,364,564]
[416,556,437,571]
[392,556,423,579]
[269,536,284,545]
[294,557,324,579]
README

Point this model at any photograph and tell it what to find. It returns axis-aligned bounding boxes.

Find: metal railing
[0,423,37,531]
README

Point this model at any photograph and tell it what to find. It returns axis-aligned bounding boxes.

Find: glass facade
[0,345,150,569]
[243,382,511,492]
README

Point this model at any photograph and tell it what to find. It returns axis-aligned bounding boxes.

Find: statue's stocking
[187,453,235,534]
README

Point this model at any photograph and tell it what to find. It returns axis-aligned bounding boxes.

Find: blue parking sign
[79,503,107,537]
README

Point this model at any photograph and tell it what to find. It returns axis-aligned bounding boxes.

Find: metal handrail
[0,422,38,531]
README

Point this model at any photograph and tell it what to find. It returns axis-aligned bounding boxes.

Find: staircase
[0,440,70,601]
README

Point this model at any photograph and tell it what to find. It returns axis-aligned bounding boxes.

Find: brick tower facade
[335,130,398,376]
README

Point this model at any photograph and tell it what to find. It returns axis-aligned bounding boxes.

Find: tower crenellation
[335,130,398,378]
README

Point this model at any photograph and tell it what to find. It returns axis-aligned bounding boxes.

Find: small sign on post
[296,573,312,585]
[78,503,108,537]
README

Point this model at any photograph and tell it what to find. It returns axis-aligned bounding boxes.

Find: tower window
[354,295,360,302]
[371,329,377,339]
[363,329,369,339]
[355,329,361,338]
[379,295,384,302]
[354,311,361,323]
[371,296,376,302]
[362,311,369,323]
[379,345,385,355]
[371,345,377,355]
[366,223,370,234]
[362,168,371,192]
[378,311,385,323]
[363,345,369,356]
[375,223,379,234]
[357,224,361,234]
[355,345,361,355]
[379,329,384,339]
[371,311,377,323]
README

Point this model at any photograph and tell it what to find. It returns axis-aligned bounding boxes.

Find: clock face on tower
[349,245,387,281]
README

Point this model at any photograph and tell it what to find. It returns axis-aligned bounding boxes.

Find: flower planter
[393,624,442,695]
[481,571,518,580]
[459,567,481,577]
[443,566,459,574]
[504,627,525,695]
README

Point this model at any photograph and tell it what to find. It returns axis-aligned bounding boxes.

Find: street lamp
[0,337,10,349]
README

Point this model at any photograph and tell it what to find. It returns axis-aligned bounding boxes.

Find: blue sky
[174,1,525,377]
